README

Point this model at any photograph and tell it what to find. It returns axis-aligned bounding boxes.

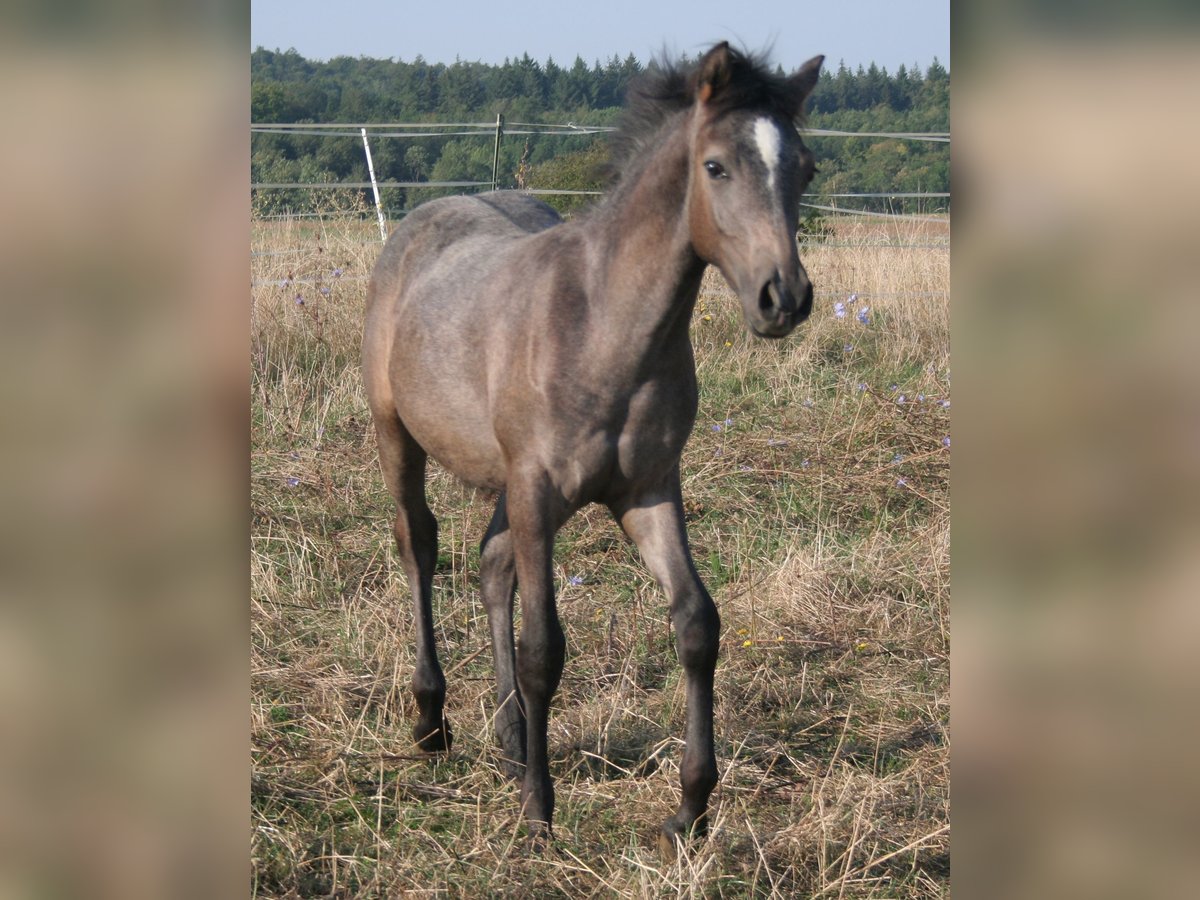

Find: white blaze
[753,117,783,190]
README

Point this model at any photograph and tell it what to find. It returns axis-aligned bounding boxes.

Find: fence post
[361,127,388,241]
[490,113,504,192]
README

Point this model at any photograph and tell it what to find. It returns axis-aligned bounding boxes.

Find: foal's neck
[587,120,706,357]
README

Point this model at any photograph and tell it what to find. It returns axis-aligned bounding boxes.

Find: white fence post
[361,127,388,241]
[490,113,504,192]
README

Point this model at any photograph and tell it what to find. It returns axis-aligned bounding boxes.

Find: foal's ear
[787,55,825,116]
[694,41,734,104]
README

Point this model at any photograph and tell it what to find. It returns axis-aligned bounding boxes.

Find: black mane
[607,45,808,180]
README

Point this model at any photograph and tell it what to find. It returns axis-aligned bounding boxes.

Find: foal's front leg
[611,479,720,859]
[505,476,567,844]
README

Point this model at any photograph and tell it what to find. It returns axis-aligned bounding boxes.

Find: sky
[250,0,949,74]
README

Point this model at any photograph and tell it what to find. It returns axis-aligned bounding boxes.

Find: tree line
[251,47,949,217]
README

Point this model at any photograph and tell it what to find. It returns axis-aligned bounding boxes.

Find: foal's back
[366,192,562,327]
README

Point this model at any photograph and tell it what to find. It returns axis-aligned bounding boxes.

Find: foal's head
[685,44,824,338]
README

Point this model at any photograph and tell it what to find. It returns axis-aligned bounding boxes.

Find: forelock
[606,46,807,184]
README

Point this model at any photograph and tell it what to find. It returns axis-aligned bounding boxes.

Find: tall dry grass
[251,209,949,897]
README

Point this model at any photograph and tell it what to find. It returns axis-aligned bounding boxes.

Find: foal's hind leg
[375,412,451,752]
[611,477,720,859]
[479,494,527,779]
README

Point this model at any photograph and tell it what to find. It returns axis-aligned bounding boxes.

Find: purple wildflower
[332,267,344,277]
[843,343,854,353]
[568,575,584,587]
[320,286,331,296]
[286,477,300,488]
[917,393,926,403]
[942,436,951,448]
[833,301,846,319]
[897,477,908,487]
[294,294,304,305]
[847,292,859,304]
[800,459,811,469]
[856,306,870,324]
[711,424,722,433]
[897,395,906,404]
[857,382,868,393]
[724,418,734,427]
[892,453,905,463]
[940,399,951,409]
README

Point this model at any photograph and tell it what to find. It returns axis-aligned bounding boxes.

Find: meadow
[251,208,950,897]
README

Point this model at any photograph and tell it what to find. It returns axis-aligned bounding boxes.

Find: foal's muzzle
[751,272,813,338]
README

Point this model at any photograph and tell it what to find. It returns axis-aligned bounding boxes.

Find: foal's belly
[396,395,507,491]
[399,398,694,502]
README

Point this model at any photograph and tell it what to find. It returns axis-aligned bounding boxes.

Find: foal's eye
[703,160,727,180]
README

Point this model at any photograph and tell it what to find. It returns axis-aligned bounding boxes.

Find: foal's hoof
[526,821,555,856]
[413,719,453,753]
[657,817,708,863]
[657,825,682,863]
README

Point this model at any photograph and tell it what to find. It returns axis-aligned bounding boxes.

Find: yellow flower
[736,628,748,636]
[742,639,753,648]
[724,341,732,347]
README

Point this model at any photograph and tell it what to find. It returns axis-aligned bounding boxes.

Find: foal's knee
[517,620,566,697]
[673,590,719,672]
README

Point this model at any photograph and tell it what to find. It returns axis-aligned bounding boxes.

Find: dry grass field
[251,208,950,897]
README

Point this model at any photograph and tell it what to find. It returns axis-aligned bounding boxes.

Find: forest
[251,47,949,217]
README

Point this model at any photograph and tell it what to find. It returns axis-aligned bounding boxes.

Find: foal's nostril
[758,280,777,315]
[759,278,797,317]
[798,281,814,319]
